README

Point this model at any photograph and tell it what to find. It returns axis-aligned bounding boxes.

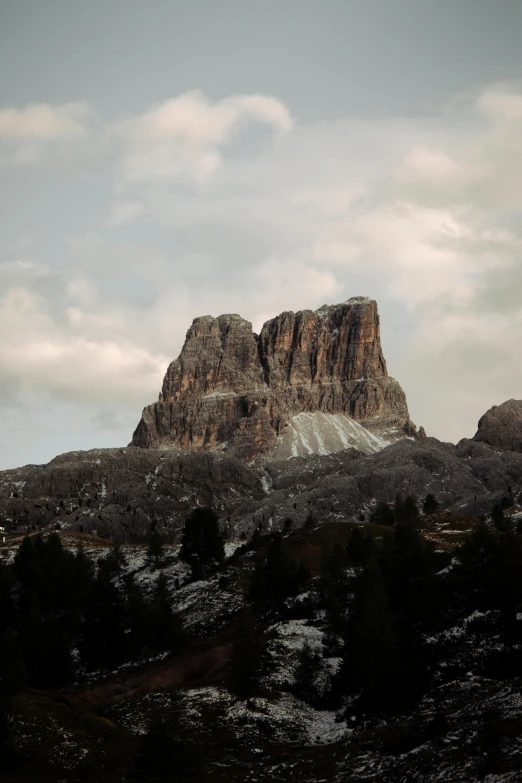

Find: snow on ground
[265,618,326,689]
[120,546,191,594]
[224,540,244,558]
[224,693,350,747]
[272,412,392,460]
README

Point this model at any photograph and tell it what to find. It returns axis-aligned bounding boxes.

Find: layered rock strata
[132,297,416,460]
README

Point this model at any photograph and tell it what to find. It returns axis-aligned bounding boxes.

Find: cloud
[0,268,168,407]
[0,101,94,165]
[112,90,293,184]
[0,102,89,140]
[2,83,522,466]
[108,200,143,226]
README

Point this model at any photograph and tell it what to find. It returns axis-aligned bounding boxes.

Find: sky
[1,0,522,469]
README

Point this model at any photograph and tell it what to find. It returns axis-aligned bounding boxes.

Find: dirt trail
[67,643,233,713]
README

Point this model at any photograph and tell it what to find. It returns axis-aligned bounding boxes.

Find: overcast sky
[1,0,522,469]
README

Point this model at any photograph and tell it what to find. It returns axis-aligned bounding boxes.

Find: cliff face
[257,297,387,387]
[132,297,416,460]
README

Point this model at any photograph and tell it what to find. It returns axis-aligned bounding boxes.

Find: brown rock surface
[132,297,415,460]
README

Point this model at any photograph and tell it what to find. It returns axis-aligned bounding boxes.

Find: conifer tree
[423,493,439,515]
[80,574,126,670]
[150,572,184,653]
[147,531,165,570]
[371,500,395,527]
[402,496,420,526]
[249,534,307,610]
[319,543,351,637]
[347,527,375,565]
[393,493,405,523]
[125,576,151,658]
[134,695,206,782]
[0,629,25,697]
[179,508,225,576]
[228,612,264,700]
[294,641,323,704]
[99,540,127,580]
[335,556,402,711]
[492,503,509,533]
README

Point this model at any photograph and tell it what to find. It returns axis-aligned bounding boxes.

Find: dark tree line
[179,507,225,579]
[134,695,206,783]
[370,493,433,527]
[322,508,522,717]
[0,534,186,696]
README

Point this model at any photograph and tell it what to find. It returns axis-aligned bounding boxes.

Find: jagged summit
[132,298,416,460]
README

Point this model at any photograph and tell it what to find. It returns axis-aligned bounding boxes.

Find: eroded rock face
[3,418,522,542]
[0,448,262,541]
[473,399,522,453]
[132,297,415,460]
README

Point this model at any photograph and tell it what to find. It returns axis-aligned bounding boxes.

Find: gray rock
[473,399,522,452]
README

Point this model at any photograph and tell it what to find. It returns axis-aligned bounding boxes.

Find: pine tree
[453,521,496,610]
[134,696,206,782]
[149,572,184,653]
[489,532,522,618]
[80,575,126,670]
[319,543,351,637]
[0,629,25,697]
[371,500,395,526]
[336,556,402,711]
[125,575,149,658]
[394,493,405,523]
[423,493,439,515]
[179,508,225,576]
[248,534,306,610]
[294,641,323,704]
[99,540,127,580]
[228,612,264,700]
[13,536,42,591]
[492,503,509,533]
[147,531,164,570]
[402,496,420,526]
[347,527,375,565]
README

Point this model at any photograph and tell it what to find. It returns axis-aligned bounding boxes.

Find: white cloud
[477,85,522,122]
[108,200,143,226]
[112,90,293,184]
[2,83,522,464]
[396,145,464,183]
[0,101,94,165]
[0,273,168,407]
[0,102,90,140]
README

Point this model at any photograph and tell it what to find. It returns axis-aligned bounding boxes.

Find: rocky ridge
[132,297,416,461]
[2,400,522,542]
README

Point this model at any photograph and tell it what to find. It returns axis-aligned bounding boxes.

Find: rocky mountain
[473,398,522,453]
[3,300,522,783]
[1,298,522,543]
[2,399,522,542]
[132,297,416,461]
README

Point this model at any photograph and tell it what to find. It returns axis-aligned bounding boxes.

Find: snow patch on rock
[272,412,392,460]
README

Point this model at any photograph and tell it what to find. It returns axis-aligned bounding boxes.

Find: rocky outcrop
[132,297,416,460]
[473,399,522,453]
[3,411,522,542]
[0,448,263,541]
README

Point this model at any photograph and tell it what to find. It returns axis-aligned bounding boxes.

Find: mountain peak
[132,298,415,460]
